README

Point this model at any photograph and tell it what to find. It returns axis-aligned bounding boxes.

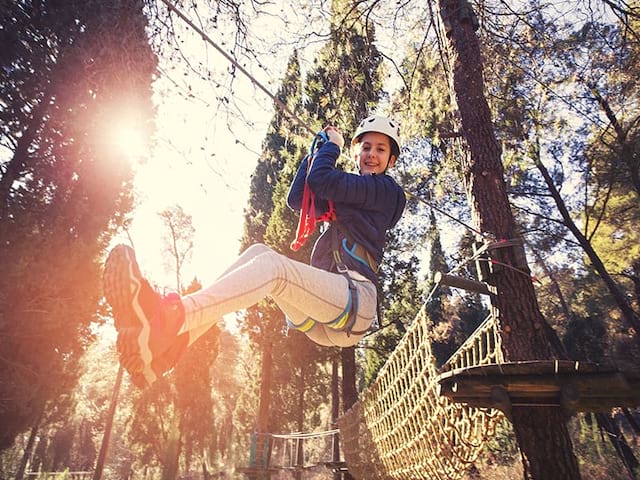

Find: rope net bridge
[337,298,640,479]
[338,306,504,480]
[240,429,346,477]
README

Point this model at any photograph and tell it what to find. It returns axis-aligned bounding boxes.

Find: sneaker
[103,244,188,387]
[129,330,190,388]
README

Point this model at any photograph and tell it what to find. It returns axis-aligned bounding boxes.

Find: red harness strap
[290,180,335,251]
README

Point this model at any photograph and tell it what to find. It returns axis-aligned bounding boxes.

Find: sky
[119,82,268,288]
[107,6,290,290]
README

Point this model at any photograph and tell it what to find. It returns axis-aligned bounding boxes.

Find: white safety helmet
[351,115,401,156]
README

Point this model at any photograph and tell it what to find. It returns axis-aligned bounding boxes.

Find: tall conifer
[0,0,156,450]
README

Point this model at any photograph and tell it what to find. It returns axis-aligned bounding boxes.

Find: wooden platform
[437,360,640,414]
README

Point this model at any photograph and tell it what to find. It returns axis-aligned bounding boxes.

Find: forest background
[0,0,639,479]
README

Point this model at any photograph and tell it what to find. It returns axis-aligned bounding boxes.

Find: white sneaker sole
[103,244,157,386]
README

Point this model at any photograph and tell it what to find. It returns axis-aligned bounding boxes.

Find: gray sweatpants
[179,243,377,347]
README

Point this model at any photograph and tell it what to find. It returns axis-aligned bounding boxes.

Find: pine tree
[301,0,387,413]
[236,52,310,470]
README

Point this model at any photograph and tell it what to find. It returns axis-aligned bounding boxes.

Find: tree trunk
[31,427,47,474]
[437,1,581,478]
[331,358,341,480]
[15,411,43,480]
[161,412,182,480]
[341,348,357,480]
[256,340,272,433]
[340,347,357,411]
[294,363,305,480]
[93,365,123,480]
[252,339,273,479]
[529,246,571,322]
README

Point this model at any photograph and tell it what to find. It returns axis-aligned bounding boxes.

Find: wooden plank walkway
[437,360,640,414]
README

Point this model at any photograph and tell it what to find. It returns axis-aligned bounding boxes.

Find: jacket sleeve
[286,155,309,211]
[307,142,398,212]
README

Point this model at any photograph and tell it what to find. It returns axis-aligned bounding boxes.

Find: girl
[104,114,406,387]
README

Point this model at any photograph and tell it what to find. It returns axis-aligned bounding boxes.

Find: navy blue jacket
[287,141,406,285]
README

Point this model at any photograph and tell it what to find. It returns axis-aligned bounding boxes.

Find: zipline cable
[158,0,315,137]
[158,0,492,244]
[405,190,487,239]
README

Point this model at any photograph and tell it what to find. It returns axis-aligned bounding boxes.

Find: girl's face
[354,132,396,175]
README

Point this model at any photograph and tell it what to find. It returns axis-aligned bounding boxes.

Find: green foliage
[481,417,520,467]
[174,325,220,469]
[304,0,384,134]
[0,0,156,451]
[391,44,456,145]
[362,324,404,387]
[36,468,72,479]
[467,413,640,479]
[587,191,640,277]
[125,379,177,470]
[571,413,640,479]
[242,52,306,251]
[125,218,223,476]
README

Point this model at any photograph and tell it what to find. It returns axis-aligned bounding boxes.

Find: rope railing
[246,429,340,473]
[444,313,503,371]
[338,306,503,479]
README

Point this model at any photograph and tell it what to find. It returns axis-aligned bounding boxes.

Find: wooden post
[331,357,342,480]
[433,271,491,296]
[93,365,123,480]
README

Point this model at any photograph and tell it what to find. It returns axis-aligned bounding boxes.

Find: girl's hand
[324,126,344,150]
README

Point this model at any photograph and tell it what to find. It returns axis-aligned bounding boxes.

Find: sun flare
[106,109,150,160]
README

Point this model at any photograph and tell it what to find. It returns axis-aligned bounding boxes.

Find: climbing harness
[330,224,366,336]
[331,223,379,274]
[286,281,358,335]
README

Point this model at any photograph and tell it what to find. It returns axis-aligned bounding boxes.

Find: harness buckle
[333,249,348,273]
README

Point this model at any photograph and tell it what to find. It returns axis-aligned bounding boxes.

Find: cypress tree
[301,0,386,413]
[238,51,308,445]
[0,0,156,450]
